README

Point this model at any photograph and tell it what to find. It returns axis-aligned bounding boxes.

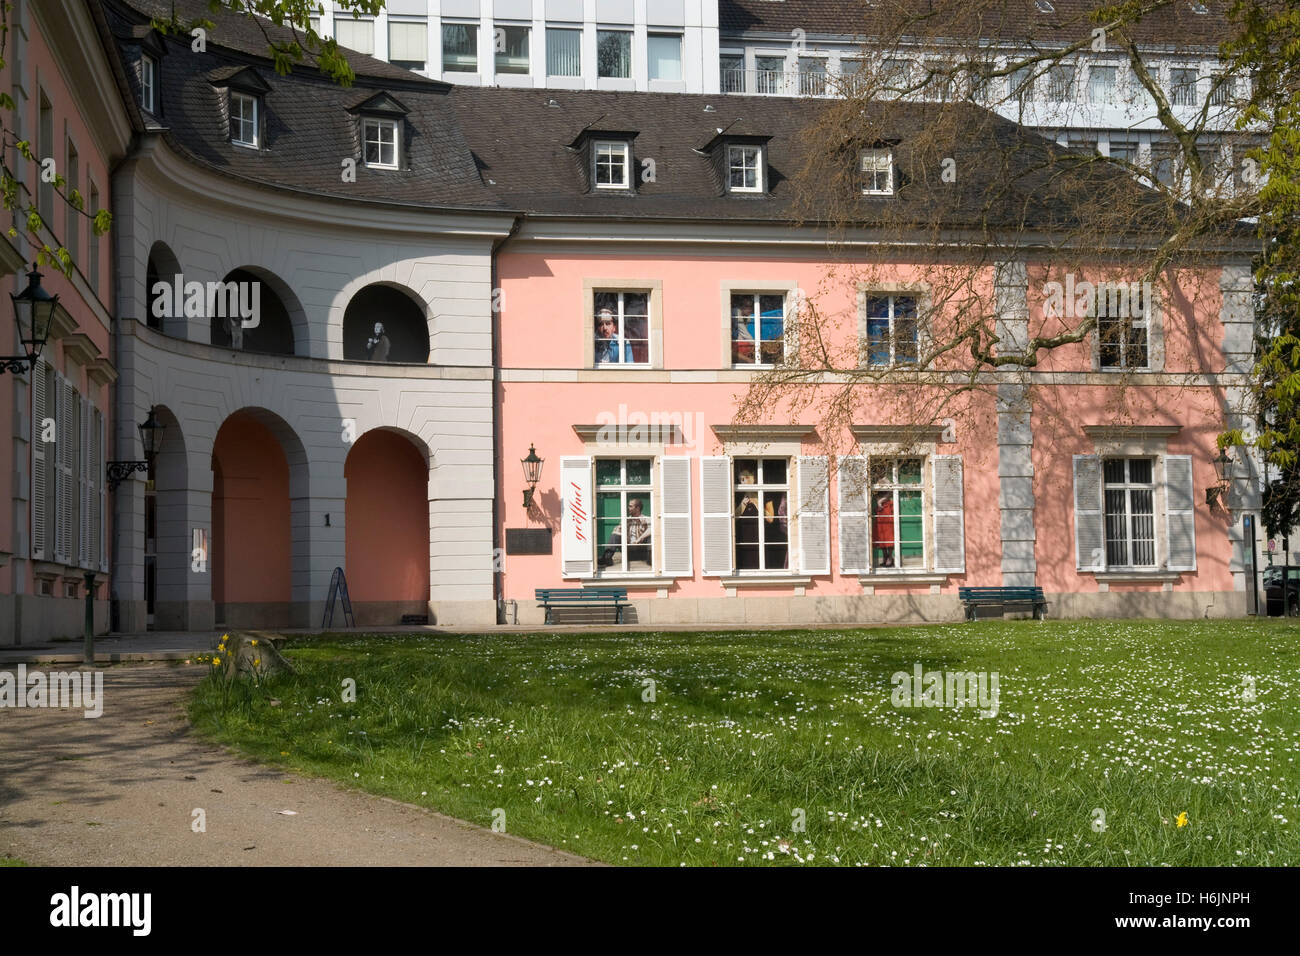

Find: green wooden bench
[535,587,630,625]
[958,586,1048,621]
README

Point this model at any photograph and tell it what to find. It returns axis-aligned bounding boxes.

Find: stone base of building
[430,599,499,628]
[2,594,111,645]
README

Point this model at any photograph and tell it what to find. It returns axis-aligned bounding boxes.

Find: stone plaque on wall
[506,528,553,555]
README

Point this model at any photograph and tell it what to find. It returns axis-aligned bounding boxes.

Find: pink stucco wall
[496,250,1235,603]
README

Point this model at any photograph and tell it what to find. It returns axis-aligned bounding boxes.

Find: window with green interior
[595,458,654,573]
[870,458,924,568]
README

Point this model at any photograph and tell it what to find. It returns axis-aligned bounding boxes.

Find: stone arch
[344,427,431,622]
[342,282,431,363]
[208,266,303,356]
[147,404,191,629]
[145,241,182,334]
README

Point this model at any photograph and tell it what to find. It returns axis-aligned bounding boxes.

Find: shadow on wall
[343,284,430,363]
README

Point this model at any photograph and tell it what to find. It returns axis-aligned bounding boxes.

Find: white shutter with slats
[31,359,48,560]
[63,383,78,566]
[931,455,966,573]
[838,455,869,573]
[91,407,103,570]
[660,456,692,576]
[52,380,69,563]
[701,456,733,576]
[79,396,90,567]
[1073,455,1105,571]
[1164,454,1196,571]
[98,409,107,571]
[560,456,594,577]
[798,456,830,575]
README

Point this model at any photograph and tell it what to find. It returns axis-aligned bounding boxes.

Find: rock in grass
[215,631,296,679]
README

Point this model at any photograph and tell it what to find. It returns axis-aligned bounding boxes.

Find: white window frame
[442,21,479,73]
[592,289,651,366]
[363,116,400,169]
[862,293,920,367]
[1102,457,1158,569]
[1168,65,1200,107]
[869,457,928,571]
[593,457,655,576]
[647,32,683,82]
[860,149,894,195]
[141,54,157,114]
[727,145,763,193]
[730,290,788,368]
[1087,63,1118,105]
[593,140,630,189]
[230,91,259,148]
[596,29,632,79]
[733,456,791,573]
[494,23,531,76]
[1094,283,1151,371]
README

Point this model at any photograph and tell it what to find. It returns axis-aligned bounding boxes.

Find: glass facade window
[596,458,654,573]
[597,30,631,78]
[734,458,789,571]
[871,458,924,569]
[730,292,785,366]
[495,25,530,75]
[593,290,649,365]
[443,23,478,72]
[547,28,581,76]
[864,295,919,366]
[648,33,682,81]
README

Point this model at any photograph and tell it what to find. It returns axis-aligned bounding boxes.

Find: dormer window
[728,145,764,192]
[231,91,260,148]
[140,55,157,113]
[364,117,399,168]
[594,141,630,189]
[861,149,894,195]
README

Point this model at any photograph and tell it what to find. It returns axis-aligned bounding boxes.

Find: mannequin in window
[367,321,391,362]
[225,313,244,350]
[732,305,755,363]
[595,307,633,364]
[873,492,895,567]
[598,497,651,568]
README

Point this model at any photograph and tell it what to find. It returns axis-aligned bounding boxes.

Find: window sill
[577,575,678,588]
[857,572,949,584]
[1092,570,1183,583]
[720,574,813,588]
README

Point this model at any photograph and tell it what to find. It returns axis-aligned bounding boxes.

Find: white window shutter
[62,383,78,566]
[1164,454,1196,571]
[932,455,966,573]
[80,396,90,567]
[660,456,692,576]
[93,407,104,570]
[838,455,869,573]
[798,456,830,575]
[560,456,593,577]
[701,455,733,575]
[31,359,48,561]
[1073,455,1105,571]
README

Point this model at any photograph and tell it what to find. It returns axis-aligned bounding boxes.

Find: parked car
[1264,565,1300,616]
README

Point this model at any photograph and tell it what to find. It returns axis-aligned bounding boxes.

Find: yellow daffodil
[1176,812,1189,828]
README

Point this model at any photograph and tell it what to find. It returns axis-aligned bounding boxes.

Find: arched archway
[148,405,192,630]
[344,429,430,621]
[209,267,300,355]
[211,409,305,627]
[342,284,430,363]
[145,241,181,332]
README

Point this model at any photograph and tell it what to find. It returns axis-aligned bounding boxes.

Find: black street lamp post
[107,409,165,490]
[2,263,58,375]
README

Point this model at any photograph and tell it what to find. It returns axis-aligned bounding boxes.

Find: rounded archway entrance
[344,429,429,622]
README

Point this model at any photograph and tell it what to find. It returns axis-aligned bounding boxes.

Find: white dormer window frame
[230,90,260,149]
[363,116,400,169]
[727,144,764,193]
[594,140,630,190]
[141,54,157,114]
[860,149,894,195]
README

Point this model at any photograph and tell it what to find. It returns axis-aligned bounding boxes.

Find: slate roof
[719,0,1231,50]
[101,0,499,210]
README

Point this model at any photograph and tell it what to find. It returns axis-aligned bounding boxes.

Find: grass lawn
[188,619,1300,866]
[0,858,28,867]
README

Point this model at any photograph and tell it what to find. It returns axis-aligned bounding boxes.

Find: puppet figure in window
[225,313,244,350]
[873,492,895,567]
[732,304,755,364]
[598,497,652,568]
[367,321,391,362]
[595,307,634,364]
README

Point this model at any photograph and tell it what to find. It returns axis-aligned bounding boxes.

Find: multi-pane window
[495,25,530,75]
[648,34,682,81]
[1088,65,1117,104]
[141,55,157,113]
[731,292,785,366]
[860,149,894,195]
[1096,283,1149,369]
[547,28,581,77]
[755,56,785,94]
[593,291,649,365]
[442,23,478,72]
[864,295,919,366]
[871,458,924,569]
[596,458,653,573]
[1108,140,1138,165]
[1046,63,1075,101]
[799,57,828,96]
[363,118,398,168]
[727,145,763,193]
[926,60,956,100]
[597,30,631,78]
[1209,72,1231,106]
[720,54,745,92]
[593,140,629,188]
[1169,67,1199,106]
[230,91,259,147]
[388,19,428,71]
[1009,65,1033,103]
[1103,458,1156,567]
[883,57,912,92]
[734,458,789,571]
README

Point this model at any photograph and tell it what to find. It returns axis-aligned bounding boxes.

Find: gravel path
[0,663,594,866]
